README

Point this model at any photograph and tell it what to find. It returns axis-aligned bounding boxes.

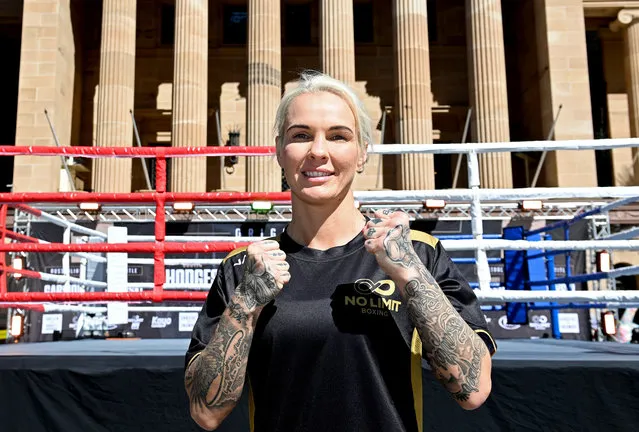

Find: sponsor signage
[17,219,591,341]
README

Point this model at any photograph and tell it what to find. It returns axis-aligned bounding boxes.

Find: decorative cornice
[610,8,639,32]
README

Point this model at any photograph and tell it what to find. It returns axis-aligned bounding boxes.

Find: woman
[184,72,496,432]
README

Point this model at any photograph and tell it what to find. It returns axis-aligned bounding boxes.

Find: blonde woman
[185,72,496,432]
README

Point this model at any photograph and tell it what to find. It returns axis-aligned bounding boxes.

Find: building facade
[0,0,637,194]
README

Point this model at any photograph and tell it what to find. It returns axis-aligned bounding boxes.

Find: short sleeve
[184,260,237,370]
[427,241,497,355]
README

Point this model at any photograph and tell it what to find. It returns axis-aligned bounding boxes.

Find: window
[354,2,374,44]
[223,4,248,44]
[427,0,437,43]
[160,4,175,45]
[284,3,312,46]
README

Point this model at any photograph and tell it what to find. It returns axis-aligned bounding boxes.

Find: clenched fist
[362,209,421,279]
[236,240,290,311]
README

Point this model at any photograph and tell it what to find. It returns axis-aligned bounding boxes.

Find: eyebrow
[286,124,355,134]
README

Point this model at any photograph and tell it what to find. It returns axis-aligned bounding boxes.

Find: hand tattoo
[404,266,487,402]
[237,254,279,310]
[383,224,419,268]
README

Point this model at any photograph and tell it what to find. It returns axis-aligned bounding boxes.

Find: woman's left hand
[362,209,421,281]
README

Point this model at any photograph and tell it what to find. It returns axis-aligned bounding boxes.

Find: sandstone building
[0,0,637,194]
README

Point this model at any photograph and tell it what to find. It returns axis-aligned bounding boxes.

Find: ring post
[0,204,7,295]
[62,227,71,293]
[107,226,129,325]
[153,153,167,303]
[467,150,492,291]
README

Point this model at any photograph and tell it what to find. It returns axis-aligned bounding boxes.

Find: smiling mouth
[302,171,334,178]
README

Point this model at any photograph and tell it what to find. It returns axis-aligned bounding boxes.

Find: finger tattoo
[366,228,376,237]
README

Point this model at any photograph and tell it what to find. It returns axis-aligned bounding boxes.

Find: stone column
[13,0,76,192]
[93,0,136,193]
[393,0,434,190]
[534,0,596,187]
[612,9,639,184]
[466,0,512,188]
[246,0,282,192]
[171,0,208,192]
[321,0,355,83]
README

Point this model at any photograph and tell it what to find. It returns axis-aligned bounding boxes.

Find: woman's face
[278,92,365,205]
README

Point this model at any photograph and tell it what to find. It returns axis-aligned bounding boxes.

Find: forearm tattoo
[404,269,487,402]
[185,252,282,415]
[185,296,253,413]
[384,227,487,402]
[237,254,279,310]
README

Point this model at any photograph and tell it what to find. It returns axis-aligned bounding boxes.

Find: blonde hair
[274,71,372,165]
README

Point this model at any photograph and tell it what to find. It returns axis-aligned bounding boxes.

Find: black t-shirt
[186,229,496,432]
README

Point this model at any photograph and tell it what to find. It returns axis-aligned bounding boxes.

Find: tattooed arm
[399,265,491,409]
[185,240,290,430]
[363,211,492,410]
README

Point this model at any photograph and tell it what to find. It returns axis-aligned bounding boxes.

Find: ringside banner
[16,220,589,342]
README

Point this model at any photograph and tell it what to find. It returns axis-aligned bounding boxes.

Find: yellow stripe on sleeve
[409,230,439,249]
[410,329,424,432]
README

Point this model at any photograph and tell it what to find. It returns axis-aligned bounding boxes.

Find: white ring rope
[126,235,639,251]
[353,188,639,202]
[366,138,639,154]
[21,207,107,239]
[476,290,639,304]
[440,239,639,251]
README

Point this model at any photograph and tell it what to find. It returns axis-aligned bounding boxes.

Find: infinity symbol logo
[353,279,396,297]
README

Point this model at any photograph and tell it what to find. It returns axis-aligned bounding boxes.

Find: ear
[356,143,368,173]
[275,137,282,167]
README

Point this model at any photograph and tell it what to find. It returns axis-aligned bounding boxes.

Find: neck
[286,192,365,250]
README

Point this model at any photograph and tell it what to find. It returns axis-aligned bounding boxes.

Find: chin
[291,185,351,206]
[292,190,336,205]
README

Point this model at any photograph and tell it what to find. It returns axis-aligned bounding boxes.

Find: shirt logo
[353,279,396,296]
[345,278,402,316]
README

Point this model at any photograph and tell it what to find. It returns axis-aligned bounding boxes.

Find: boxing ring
[0,140,638,431]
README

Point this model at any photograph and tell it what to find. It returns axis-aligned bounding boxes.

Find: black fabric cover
[0,339,638,432]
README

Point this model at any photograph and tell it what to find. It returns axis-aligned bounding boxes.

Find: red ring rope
[0,292,208,302]
[0,145,275,157]
[0,145,278,304]
[0,191,292,204]
[0,242,250,253]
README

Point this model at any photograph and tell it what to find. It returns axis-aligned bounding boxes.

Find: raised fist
[236,240,290,311]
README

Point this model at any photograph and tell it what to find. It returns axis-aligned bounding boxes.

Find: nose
[309,134,328,160]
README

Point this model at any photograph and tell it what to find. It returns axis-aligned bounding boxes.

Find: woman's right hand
[236,240,290,311]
